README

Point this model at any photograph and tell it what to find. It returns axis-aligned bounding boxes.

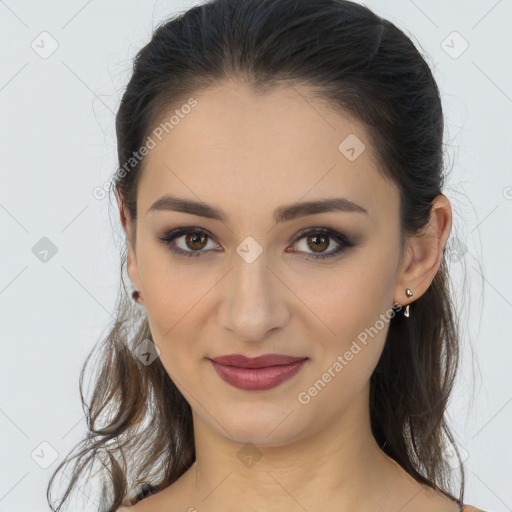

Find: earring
[404,288,413,317]
[132,290,140,302]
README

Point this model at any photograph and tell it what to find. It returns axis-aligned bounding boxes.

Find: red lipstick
[208,354,309,391]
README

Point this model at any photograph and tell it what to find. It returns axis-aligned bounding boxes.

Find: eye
[158,227,221,257]
[157,226,356,260]
[287,227,355,260]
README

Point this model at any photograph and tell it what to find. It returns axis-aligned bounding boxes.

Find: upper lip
[209,354,308,368]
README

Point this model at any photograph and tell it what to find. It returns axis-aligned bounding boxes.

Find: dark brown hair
[47,0,466,510]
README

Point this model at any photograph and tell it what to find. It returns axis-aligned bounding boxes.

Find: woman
[47,0,486,511]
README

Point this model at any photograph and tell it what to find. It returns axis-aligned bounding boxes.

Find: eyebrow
[146,194,368,224]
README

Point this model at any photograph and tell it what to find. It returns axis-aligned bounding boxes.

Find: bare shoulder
[116,502,146,511]
[116,500,490,512]
[115,490,173,512]
[116,497,153,511]
[115,499,488,512]
[405,484,484,512]
[116,500,154,511]
[119,498,488,512]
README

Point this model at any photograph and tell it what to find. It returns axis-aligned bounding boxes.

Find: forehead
[137,80,399,225]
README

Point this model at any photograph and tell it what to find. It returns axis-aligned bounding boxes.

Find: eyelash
[157,226,356,261]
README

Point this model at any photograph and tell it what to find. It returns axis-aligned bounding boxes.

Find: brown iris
[307,234,329,253]
[185,232,208,251]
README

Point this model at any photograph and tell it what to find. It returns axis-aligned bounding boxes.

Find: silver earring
[404,288,413,317]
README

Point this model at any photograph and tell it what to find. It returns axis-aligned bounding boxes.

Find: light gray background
[0,0,511,511]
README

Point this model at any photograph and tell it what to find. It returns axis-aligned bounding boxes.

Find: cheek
[292,269,395,414]
[138,249,220,376]
[294,255,395,340]
[292,251,396,378]
[137,238,211,325]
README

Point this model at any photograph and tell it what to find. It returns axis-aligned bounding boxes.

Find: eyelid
[158,225,357,260]
[159,226,220,255]
[287,227,355,258]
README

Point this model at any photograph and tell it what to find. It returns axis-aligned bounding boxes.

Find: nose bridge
[218,248,289,341]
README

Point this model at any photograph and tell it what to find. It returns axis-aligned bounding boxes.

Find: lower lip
[209,359,308,391]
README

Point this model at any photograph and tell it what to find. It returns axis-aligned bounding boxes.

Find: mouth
[208,353,308,368]
[207,354,309,391]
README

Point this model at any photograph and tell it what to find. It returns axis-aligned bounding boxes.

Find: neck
[180,383,408,511]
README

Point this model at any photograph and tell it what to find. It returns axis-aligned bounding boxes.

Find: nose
[218,255,291,342]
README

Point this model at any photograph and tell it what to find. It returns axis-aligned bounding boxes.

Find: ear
[393,194,452,307]
[119,199,144,303]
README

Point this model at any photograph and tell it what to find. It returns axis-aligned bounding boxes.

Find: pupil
[309,235,328,252]
[188,233,206,250]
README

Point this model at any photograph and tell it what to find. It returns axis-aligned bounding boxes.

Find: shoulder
[119,501,487,512]
[116,483,159,511]
[116,499,151,511]
[116,502,146,511]
[116,494,162,512]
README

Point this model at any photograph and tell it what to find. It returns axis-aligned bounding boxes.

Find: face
[124,80,407,446]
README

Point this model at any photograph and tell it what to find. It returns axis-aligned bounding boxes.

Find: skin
[120,80,457,512]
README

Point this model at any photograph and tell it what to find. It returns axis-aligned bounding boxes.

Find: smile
[209,358,309,391]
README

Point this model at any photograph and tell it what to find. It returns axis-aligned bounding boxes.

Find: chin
[211,403,311,447]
